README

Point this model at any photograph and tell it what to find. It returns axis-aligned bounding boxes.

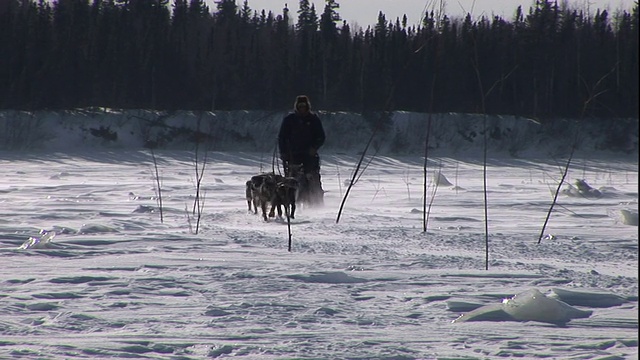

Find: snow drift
[1,109,637,157]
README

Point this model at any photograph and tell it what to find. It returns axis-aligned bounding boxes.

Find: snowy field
[0,149,637,359]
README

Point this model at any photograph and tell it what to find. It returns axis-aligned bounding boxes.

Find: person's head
[294,95,311,114]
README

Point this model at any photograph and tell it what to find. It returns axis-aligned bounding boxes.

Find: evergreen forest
[1,0,638,119]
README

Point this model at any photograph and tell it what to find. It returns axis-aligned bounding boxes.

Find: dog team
[245,173,299,221]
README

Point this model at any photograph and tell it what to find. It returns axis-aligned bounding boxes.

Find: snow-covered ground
[0,144,637,358]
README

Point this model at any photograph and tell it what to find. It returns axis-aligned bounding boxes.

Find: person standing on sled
[278,95,326,206]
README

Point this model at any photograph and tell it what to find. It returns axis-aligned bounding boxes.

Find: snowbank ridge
[1,109,637,156]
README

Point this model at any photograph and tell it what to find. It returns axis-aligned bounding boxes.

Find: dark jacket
[278,112,325,164]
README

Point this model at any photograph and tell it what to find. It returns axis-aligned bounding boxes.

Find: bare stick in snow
[537,146,575,244]
[149,147,164,223]
[402,168,411,200]
[190,115,211,235]
[470,38,517,269]
[336,128,378,224]
[537,66,615,244]
[422,112,433,232]
[336,165,343,198]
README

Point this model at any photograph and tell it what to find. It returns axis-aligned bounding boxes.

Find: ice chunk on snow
[18,230,56,250]
[619,209,639,226]
[550,288,627,307]
[288,271,368,284]
[501,288,592,324]
[452,288,592,325]
[433,171,453,186]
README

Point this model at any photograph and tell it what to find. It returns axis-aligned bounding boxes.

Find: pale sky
[213,0,635,28]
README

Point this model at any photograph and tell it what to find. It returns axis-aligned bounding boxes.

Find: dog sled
[286,163,324,208]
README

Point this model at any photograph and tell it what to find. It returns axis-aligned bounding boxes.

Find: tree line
[1,0,637,119]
